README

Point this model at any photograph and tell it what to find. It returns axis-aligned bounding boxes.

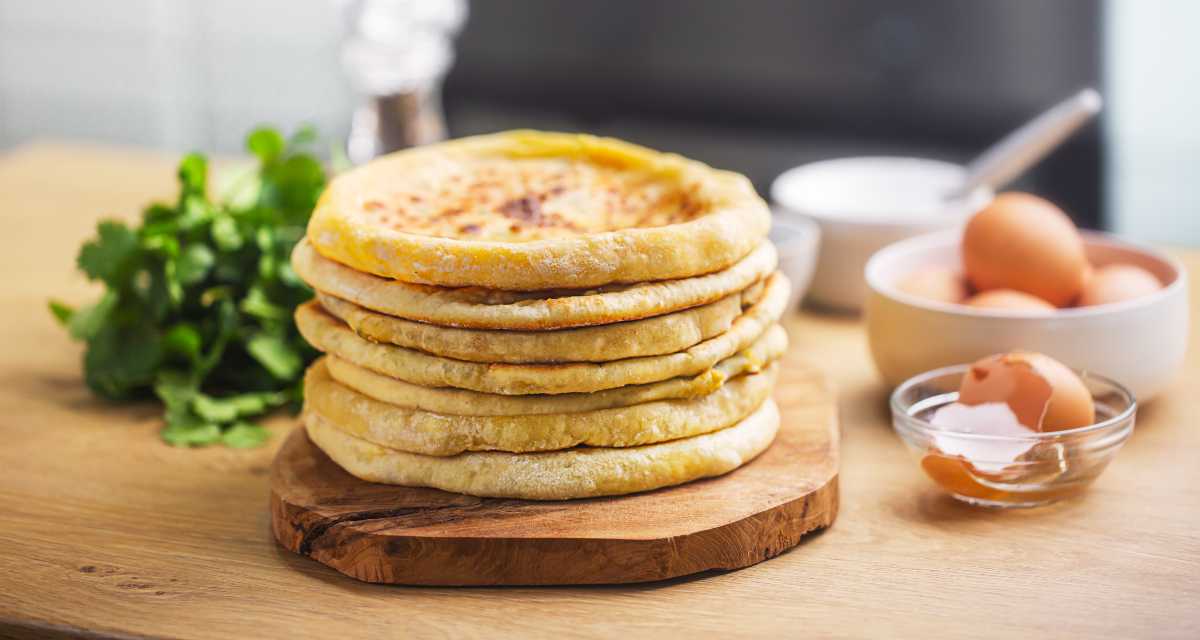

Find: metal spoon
[949,88,1103,200]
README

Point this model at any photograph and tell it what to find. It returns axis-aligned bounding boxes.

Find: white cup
[771,157,992,312]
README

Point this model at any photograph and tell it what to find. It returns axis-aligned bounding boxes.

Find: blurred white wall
[0,0,351,153]
[1105,0,1200,245]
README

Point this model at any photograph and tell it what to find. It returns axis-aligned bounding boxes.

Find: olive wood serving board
[270,352,839,585]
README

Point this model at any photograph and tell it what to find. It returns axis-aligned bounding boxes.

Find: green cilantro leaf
[77,221,139,288]
[246,332,303,381]
[240,286,289,321]
[211,215,243,251]
[178,153,207,195]
[162,323,203,362]
[48,300,75,326]
[176,244,215,285]
[66,291,119,340]
[247,127,285,163]
[154,369,198,408]
[84,319,162,399]
[162,418,222,447]
[221,422,271,448]
[193,390,288,423]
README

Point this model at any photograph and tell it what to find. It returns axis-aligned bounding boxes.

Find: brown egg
[962,192,1088,307]
[1078,264,1162,306]
[895,267,969,304]
[958,351,1095,432]
[964,289,1056,314]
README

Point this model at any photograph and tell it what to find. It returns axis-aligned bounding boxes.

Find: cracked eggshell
[959,351,1095,432]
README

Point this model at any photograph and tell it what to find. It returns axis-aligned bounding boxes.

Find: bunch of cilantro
[50,127,327,448]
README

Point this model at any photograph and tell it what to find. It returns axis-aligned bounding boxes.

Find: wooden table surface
[1,142,1197,639]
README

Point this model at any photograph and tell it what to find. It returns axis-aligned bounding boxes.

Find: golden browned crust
[306,130,771,290]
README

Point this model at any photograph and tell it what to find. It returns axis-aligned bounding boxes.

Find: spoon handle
[954,88,1102,199]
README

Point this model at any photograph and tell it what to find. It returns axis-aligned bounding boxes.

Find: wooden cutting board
[270,351,839,585]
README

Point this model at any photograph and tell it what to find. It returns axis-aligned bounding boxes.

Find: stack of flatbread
[292,131,790,500]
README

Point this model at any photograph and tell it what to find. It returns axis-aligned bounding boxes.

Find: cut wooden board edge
[270,464,838,586]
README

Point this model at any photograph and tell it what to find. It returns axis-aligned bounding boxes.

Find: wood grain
[270,356,838,586]
[0,143,1198,639]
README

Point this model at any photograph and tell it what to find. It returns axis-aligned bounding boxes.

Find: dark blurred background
[446,0,1101,227]
[0,0,1193,243]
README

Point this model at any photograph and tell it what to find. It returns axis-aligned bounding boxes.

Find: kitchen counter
[1,142,1196,639]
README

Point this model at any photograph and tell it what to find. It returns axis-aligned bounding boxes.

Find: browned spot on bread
[499,196,543,224]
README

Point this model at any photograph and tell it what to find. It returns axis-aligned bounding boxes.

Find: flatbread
[306,130,771,290]
[305,358,777,456]
[322,324,785,416]
[315,280,763,364]
[291,239,777,330]
[295,272,790,395]
[304,398,779,500]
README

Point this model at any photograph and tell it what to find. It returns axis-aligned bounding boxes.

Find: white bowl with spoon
[771,89,1102,312]
[772,157,990,311]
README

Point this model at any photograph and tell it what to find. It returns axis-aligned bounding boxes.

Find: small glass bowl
[891,364,1137,508]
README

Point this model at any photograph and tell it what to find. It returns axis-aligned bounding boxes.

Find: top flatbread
[305,130,771,290]
[291,239,776,330]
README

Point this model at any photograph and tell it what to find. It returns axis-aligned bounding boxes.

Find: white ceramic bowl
[768,215,820,313]
[865,230,1190,400]
[772,157,992,312]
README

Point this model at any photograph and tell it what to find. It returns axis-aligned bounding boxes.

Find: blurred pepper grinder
[338,0,467,164]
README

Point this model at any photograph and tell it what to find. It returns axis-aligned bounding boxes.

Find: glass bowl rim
[890,363,1138,442]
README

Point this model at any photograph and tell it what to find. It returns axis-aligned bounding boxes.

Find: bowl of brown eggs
[865,192,1189,400]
